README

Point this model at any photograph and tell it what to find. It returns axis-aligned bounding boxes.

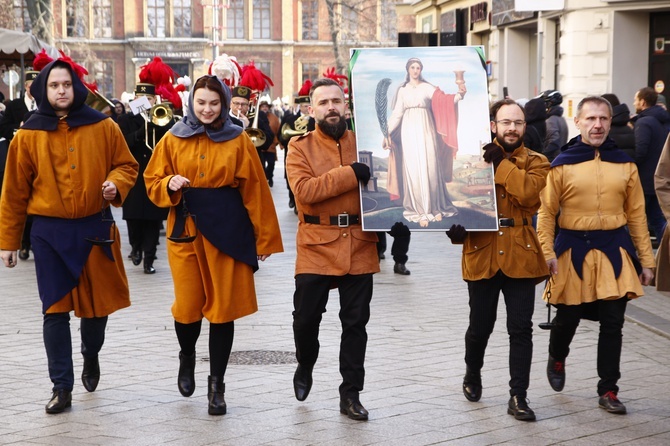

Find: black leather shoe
[463,368,482,402]
[599,391,627,414]
[178,351,196,397]
[393,263,411,275]
[207,375,227,415]
[340,397,369,421]
[507,395,536,421]
[143,256,156,274]
[268,178,273,187]
[547,355,565,392]
[288,197,295,209]
[131,250,142,266]
[45,389,72,414]
[18,248,30,260]
[293,364,313,401]
[81,356,100,392]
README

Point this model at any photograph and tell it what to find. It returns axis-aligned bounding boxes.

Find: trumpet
[280,114,310,140]
[144,103,174,150]
[244,100,267,148]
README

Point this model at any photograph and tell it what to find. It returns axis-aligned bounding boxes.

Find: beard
[317,113,347,140]
[497,131,524,153]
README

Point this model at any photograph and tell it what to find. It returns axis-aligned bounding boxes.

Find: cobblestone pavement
[1,158,669,445]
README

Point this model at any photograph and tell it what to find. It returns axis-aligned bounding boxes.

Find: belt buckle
[337,213,349,227]
[499,218,514,228]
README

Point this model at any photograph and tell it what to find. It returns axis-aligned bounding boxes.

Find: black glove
[351,162,371,183]
[388,222,410,238]
[446,224,467,244]
[482,143,504,170]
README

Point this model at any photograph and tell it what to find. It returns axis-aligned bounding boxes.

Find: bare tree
[0,0,15,29]
[25,0,53,43]
[323,0,399,74]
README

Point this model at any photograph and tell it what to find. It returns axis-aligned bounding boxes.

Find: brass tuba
[85,88,115,116]
[280,114,309,140]
[244,99,267,147]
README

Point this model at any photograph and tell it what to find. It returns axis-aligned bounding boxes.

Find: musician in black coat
[279,97,314,212]
[117,83,171,274]
[0,71,39,260]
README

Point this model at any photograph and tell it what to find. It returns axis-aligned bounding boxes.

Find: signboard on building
[471,3,488,24]
[492,0,533,26]
[515,0,564,11]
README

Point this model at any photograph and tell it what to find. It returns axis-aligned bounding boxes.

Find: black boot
[178,351,196,397]
[81,356,100,392]
[143,255,156,274]
[207,375,227,415]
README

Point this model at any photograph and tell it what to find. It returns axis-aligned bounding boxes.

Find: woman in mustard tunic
[145,75,283,415]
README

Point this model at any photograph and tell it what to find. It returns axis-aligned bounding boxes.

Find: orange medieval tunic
[144,131,283,324]
[0,118,138,317]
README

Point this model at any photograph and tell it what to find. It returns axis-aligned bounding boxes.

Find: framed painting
[349,46,497,232]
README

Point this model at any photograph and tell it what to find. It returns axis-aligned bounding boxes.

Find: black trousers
[126,219,161,258]
[292,273,373,399]
[43,313,108,391]
[259,150,276,181]
[549,297,628,396]
[465,271,536,398]
[21,215,33,250]
[376,232,410,264]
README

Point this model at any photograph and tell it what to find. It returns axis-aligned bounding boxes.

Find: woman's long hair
[192,75,227,130]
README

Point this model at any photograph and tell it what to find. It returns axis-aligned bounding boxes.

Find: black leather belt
[499,217,529,228]
[303,213,360,227]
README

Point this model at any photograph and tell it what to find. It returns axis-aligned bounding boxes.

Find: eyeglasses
[85,205,116,246]
[168,187,198,243]
[495,120,526,128]
[231,101,249,107]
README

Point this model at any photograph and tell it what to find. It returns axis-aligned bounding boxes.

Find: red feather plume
[322,67,348,87]
[298,79,312,97]
[239,60,274,91]
[32,49,54,72]
[139,57,176,87]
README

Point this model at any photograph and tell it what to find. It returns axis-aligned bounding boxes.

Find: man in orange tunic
[286,78,379,421]
[0,59,138,414]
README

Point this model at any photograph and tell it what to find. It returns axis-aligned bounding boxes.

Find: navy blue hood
[22,59,108,131]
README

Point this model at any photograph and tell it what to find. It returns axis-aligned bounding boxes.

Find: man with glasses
[446,98,550,421]
[230,86,251,128]
[0,59,137,414]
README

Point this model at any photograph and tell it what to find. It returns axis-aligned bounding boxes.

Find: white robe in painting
[387,82,458,224]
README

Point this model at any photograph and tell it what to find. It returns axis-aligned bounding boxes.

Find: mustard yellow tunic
[144,131,283,324]
[0,119,139,317]
[537,152,655,304]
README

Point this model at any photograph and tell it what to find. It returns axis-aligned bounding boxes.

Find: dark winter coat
[632,104,670,194]
[544,106,568,161]
[608,103,635,159]
[523,98,547,153]
[118,112,171,220]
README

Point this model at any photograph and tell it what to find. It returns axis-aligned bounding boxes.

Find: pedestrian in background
[144,74,283,416]
[542,90,568,161]
[537,96,655,415]
[447,98,550,421]
[0,58,138,414]
[632,86,670,244]
[602,93,635,160]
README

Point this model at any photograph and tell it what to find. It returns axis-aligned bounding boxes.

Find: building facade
[399,0,670,139]
[5,0,402,105]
